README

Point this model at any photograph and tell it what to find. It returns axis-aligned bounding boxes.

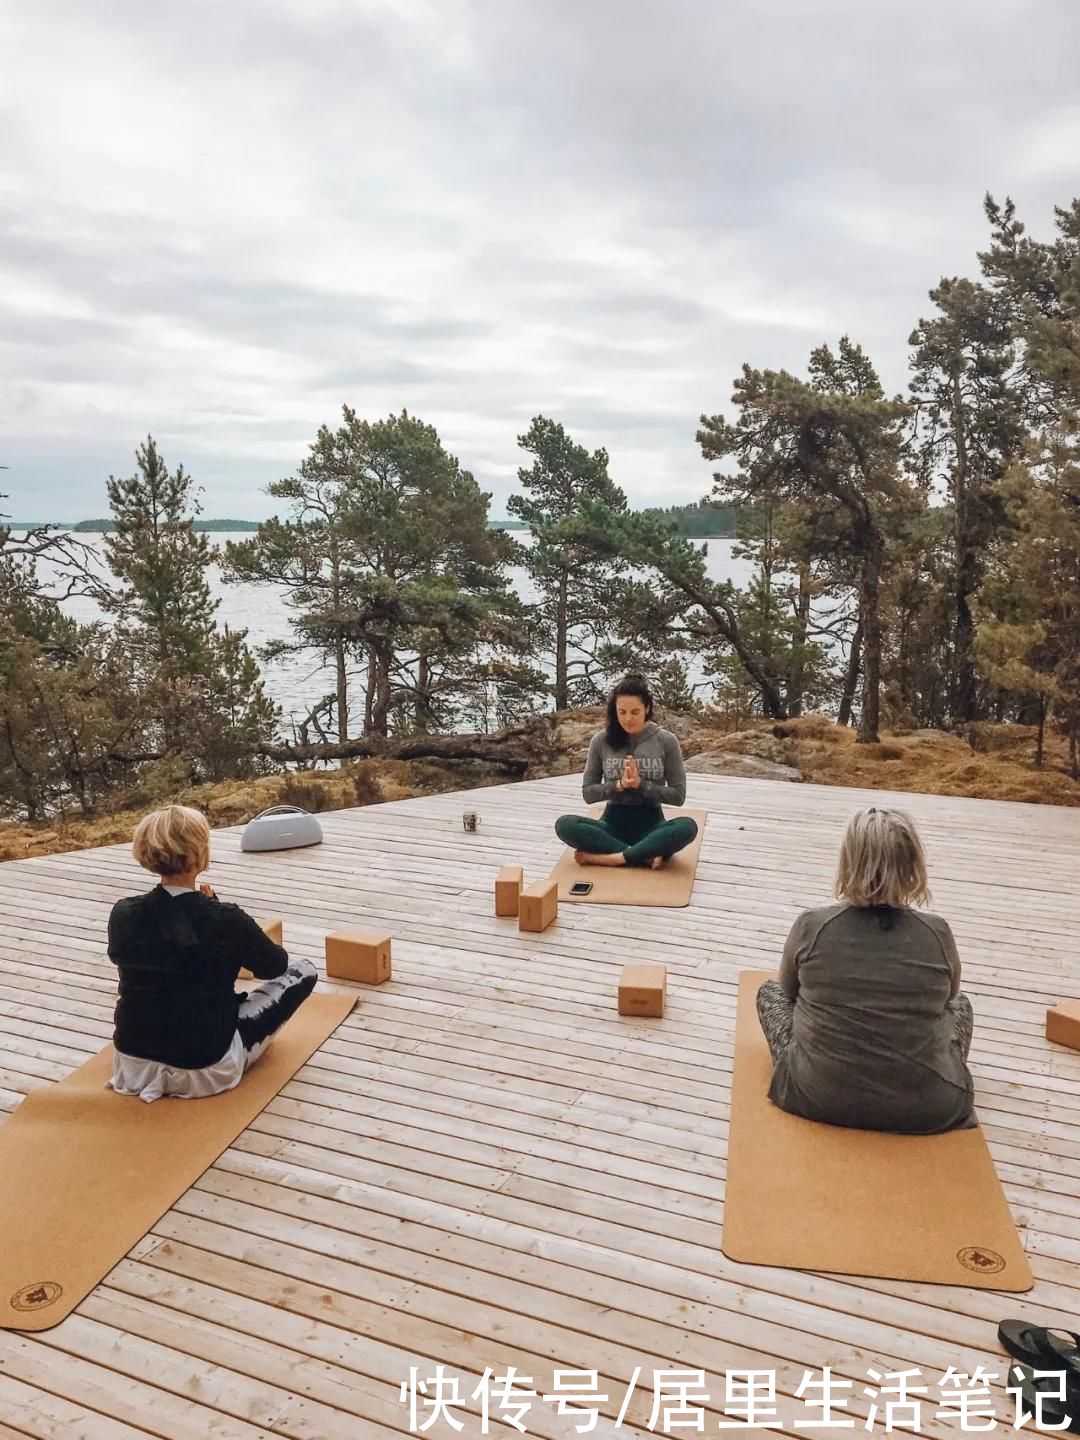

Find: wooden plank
[0,1371,156,1439]
[0,772,1077,1436]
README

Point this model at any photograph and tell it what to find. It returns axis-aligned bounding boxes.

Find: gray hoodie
[581,721,687,808]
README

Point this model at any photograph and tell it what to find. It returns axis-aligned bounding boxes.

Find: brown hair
[131,805,211,878]
[605,673,654,748]
[835,806,930,909]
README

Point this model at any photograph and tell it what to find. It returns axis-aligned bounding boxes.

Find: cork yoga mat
[722,969,1033,1290]
[0,991,357,1331]
[549,808,707,907]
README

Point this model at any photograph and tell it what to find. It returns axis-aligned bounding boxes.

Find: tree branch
[257,714,558,773]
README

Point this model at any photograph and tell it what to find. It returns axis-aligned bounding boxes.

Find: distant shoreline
[6,519,262,533]
[8,522,737,540]
[8,518,532,534]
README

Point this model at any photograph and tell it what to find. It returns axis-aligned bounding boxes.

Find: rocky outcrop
[684,753,801,782]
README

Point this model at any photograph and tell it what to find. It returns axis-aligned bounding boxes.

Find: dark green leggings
[555,805,698,867]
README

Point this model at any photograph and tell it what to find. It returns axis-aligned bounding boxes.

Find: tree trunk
[712,605,787,719]
[261,714,557,773]
[66,731,91,817]
[857,546,882,744]
[896,605,912,718]
[1016,693,1043,725]
[787,560,811,717]
[554,567,568,710]
[951,365,978,724]
[334,630,348,744]
[325,533,348,753]
[415,654,430,733]
[1035,696,1046,769]
[369,642,393,737]
[837,616,863,728]
[954,591,977,723]
[747,662,786,718]
[364,650,375,734]
[651,559,787,718]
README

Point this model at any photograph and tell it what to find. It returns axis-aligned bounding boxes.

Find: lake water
[35,532,756,728]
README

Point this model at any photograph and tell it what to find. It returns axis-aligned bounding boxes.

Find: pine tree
[976,429,1080,774]
[566,502,791,719]
[879,506,955,730]
[105,437,217,691]
[228,409,533,738]
[224,455,366,743]
[980,194,1080,414]
[908,275,1026,722]
[977,194,1080,754]
[189,628,281,781]
[0,493,143,818]
[698,339,916,742]
[508,417,629,709]
[104,436,277,768]
[713,491,851,720]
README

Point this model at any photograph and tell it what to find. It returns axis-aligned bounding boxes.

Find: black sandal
[999,1320,1080,1380]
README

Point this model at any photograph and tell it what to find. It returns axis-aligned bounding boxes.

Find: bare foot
[649,856,668,870]
[574,850,627,867]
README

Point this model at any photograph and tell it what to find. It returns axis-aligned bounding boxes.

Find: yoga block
[518,879,557,933]
[325,930,392,984]
[239,916,284,979]
[1046,1000,1080,1051]
[495,866,524,917]
[260,917,284,946]
[619,963,667,1017]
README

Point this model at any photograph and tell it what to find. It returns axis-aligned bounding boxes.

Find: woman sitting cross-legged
[757,806,975,1134]
[555,673,698,871]
[107,804,318,1103]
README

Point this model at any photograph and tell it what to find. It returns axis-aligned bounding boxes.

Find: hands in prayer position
[619,756,641,791]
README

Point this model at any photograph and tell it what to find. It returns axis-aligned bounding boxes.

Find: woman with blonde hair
[756,806,975,1133]
[106,805,317,1103]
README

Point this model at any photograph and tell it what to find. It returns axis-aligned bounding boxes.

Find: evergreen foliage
[508,417,632,708]
[226,409,540,740]
[3,191,1080,818]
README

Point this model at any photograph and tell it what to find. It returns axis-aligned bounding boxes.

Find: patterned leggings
[755,979,975,1065]
[237,958,318,1065]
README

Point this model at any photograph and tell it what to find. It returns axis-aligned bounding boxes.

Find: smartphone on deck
[570,881,593,896]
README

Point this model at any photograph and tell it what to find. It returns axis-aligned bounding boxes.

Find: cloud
[1,0,1077,519]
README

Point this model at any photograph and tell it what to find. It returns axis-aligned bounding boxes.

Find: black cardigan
[108,887,289,1068]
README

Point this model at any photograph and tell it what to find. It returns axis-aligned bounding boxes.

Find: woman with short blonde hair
[835,806,930,909]
[107,805,318,1103]
[131,805,211,879]
[756,806,975,1133]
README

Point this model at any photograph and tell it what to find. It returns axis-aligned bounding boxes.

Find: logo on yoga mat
[956,1246,1005,1274]
[10,1281,63,1312]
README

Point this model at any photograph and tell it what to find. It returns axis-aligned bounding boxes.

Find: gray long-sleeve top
[581,721,687,808]
[769,903,974,1133]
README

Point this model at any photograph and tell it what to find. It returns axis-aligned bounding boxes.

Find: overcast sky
[2,0,1078,521]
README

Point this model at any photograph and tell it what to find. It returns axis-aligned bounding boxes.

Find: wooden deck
[0,772,1078,1438]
